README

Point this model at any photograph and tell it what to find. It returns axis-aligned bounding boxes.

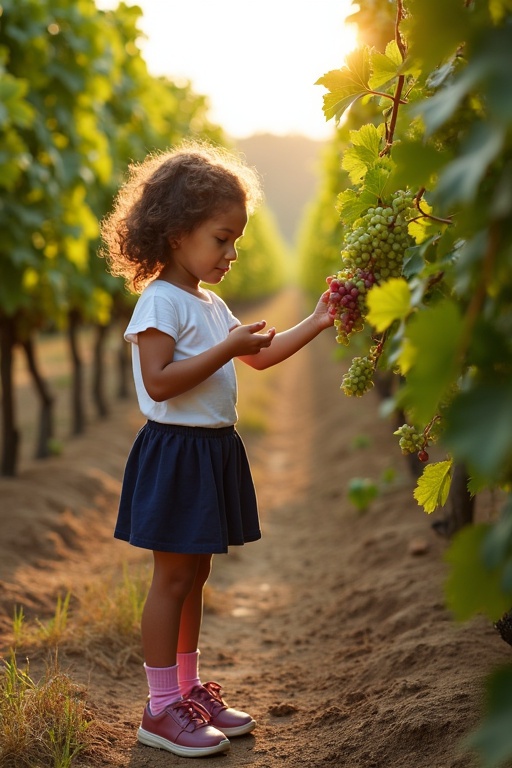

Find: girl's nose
[228,245,238,261]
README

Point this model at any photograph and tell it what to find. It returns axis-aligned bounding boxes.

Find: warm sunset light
[97,0,359,139]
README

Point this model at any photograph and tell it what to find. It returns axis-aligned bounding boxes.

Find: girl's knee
[151,552,201,600]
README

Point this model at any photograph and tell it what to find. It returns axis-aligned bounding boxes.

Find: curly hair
[100,139,263,293]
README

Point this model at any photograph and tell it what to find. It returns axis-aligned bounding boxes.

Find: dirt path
[0,290,510,768]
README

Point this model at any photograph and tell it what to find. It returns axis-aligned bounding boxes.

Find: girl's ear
[169,236,180,249]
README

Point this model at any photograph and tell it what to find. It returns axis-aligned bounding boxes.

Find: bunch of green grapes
[327,190,415,345]
[341,352,376,397]
[342,191,415,280]
[394,423,429,462]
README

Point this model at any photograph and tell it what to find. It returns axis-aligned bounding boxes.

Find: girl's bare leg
[141,551,201,667]
[177,554,213,653]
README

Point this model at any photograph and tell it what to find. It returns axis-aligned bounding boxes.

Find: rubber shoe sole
[220,718,256,737]
[137,726,230,758]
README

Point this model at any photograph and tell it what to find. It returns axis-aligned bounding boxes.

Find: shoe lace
[172,698,211,729]
[191,682,227,717]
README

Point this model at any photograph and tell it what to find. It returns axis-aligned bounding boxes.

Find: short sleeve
[125,288,180,345]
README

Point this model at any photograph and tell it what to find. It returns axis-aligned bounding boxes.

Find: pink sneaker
[137,698,230,757]
[188,681,256,737]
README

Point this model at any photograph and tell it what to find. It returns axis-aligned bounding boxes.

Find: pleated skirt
[114,420,261,554]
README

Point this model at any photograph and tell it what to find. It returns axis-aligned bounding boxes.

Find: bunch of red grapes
[326,269,377,343]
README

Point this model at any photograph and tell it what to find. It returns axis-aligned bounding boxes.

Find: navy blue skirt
[114,421,261,554]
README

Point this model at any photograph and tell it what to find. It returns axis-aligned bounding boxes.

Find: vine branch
[395,0,407,59]
[410,187,453,225]
[370,90,408,105]
[380,1,407,156]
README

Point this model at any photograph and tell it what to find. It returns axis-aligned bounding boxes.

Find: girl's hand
[311,289,335,330]
[228,320,276,356]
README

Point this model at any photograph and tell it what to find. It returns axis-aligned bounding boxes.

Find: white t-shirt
[125,280,240,427]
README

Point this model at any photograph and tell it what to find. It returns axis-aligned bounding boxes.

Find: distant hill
[235,133,326,246]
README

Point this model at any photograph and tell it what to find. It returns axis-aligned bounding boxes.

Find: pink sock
[144,663,182,715]
[177,650,202,697]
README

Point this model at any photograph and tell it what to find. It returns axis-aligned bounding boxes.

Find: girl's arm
[238,290,334,371]
[138,320,276,401]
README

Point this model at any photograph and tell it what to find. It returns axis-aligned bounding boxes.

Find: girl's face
[163,203,248,290]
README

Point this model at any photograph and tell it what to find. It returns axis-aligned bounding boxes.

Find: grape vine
[326,189,416,431]
[313,0,512,757]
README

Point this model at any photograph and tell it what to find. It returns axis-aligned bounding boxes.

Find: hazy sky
[97,0,358,139]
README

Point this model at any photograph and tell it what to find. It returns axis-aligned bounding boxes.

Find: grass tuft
[0,652,95,768]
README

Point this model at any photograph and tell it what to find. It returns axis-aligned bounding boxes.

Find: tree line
[0,0,287,477]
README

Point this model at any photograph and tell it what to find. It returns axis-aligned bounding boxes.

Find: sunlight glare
[96,0,360,139]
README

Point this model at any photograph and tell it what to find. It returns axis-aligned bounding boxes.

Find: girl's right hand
[228,320,276,356]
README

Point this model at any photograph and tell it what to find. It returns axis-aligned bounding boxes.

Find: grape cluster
[341,351,376,397]
[326,269,377,341]
[327,190,414,345]
[393,424,425,455]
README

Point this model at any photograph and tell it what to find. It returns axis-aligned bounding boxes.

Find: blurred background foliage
[0,0,290,327]
[0,0,293,475]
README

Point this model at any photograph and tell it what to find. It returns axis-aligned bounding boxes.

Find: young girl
[101,139,333,758]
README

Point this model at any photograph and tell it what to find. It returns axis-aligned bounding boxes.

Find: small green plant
[350,433,372,450]
[347,477,379,513]
[380,466,397,486]
[47,437,64,456]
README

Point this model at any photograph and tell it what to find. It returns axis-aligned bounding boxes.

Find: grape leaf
[407,198,437,244]
[482,28,512,121]
[396,337,416,376]
[435,121,505,209]
[399,299,464,424]
[415,27,512,136]
[341,123,384,184]
[336,188,377,227]
[402,0,470,74]
[0,75,34,128]
[369,40,403,90]
[315,47,371,123]
[413,459,453,514]
[389,138,451,191]
[366,277,411,332]
[482,499,512,571]
[466,666,512,768]
[363,162,394,201]
[443,382,512,478]
[402,236,440,281]
[342,147,371,185]
[444,522,512,621]
[467,473,489,498]
[413,71,473,136]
